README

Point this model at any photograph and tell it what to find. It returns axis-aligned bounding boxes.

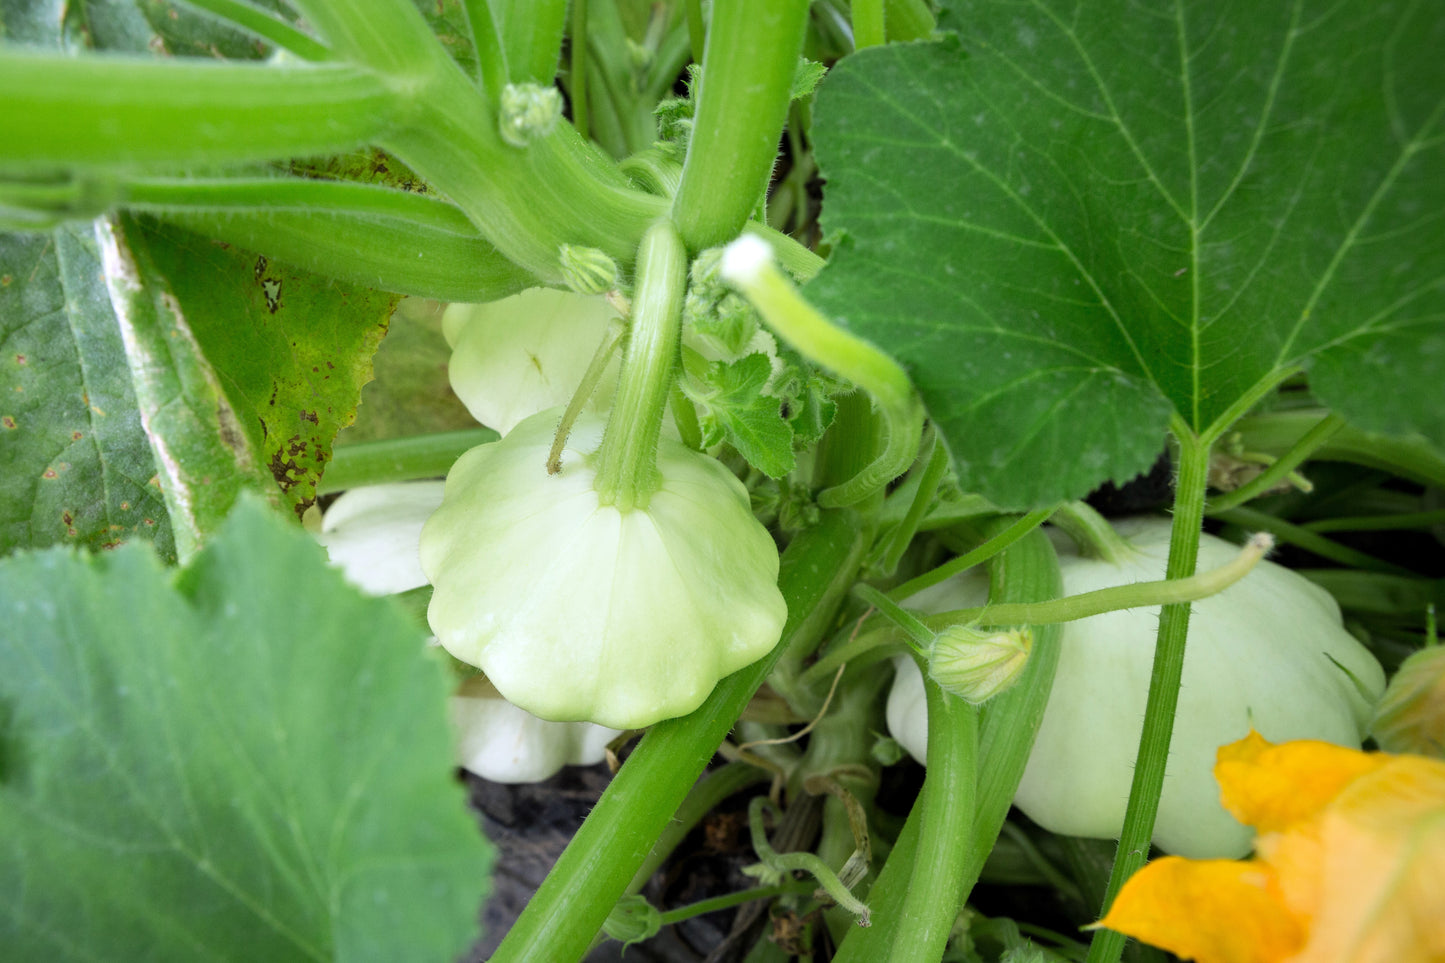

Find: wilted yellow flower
[1095,731,1445,963]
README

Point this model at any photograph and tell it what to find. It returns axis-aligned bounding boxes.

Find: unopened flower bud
[928,625,1032,704]
[1371,644,1445,757]
[499,83,561,147]
[559,244,620,295]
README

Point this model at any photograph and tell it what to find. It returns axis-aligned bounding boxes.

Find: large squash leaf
[806,0,1445,509]
[0,226,173,557]
[0,497,492,962]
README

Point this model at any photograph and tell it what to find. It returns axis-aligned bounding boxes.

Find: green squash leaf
[806,0,1445,509]
[130,218,396,519]
[0,496,492,962]
[0,226,173,557]
[686,352,796,478]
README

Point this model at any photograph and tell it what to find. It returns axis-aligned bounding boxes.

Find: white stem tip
[719,234,775,286]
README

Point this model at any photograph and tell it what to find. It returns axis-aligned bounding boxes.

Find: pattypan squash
[315,481,445,596]
[451,676,619,783]
[443,288,620,436]
[886,517,1385,858]
[419,408,788,730]
[316,481,618,782]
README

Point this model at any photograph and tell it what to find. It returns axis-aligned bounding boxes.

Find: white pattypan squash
[443,288,620,436]
[885,517,1386,858]
[451,676,619,783]
[419,408,788,730]
[316,481,446,596]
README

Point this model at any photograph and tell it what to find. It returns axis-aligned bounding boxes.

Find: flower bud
[558,244,620,296]
[1370,644,1445,757]
[927,624,1032,704]
[498,83,562,147]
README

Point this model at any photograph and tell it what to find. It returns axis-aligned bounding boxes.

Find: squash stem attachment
[720,234,924,507]
[593,219,689,510]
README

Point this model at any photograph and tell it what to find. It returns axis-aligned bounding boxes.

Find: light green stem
[569,0,591,139]
[319,429,497,494]
[127,178,532,302]
[1207,413,1346,513]
[284,0,444,74]
[924,526,1271,629]
[548,319,626,474]
[882,0,936,40]
[656,883,813,927]
[671,0,811,251]
[1305,509,1445,534]
[889,507,1058,603]
[853,585,934,654]
[493,0,569,84]
[1232,408,1445,489]
[1213,506,1414,576]
[873,433,948,576]
[851,0,886,48]
[460,0,508,95]
[594,220,689,510]
[1083,421,1210,963]
[181,0,332,59]
[0,53,397,169]
[1050,501,1135,563]
[887,670,977,961]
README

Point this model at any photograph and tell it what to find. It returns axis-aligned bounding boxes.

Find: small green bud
[498,83,562,148]
[558,244,620,295]
[602,895,661,947]
[1370,643,1445,757]
[927,625,1032,704]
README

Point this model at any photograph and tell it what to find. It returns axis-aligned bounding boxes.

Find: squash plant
[1,1,1442,962]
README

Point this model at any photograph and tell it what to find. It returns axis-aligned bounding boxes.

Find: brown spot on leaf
[120,501,130,510]
[1,275,11,287]
[42,468,57,480]
[144,518,155,526]
[1,416,15,429]
[14,354,25,365]
[72,430,82,440]
[300,410,318,425]
[61,511,73,526]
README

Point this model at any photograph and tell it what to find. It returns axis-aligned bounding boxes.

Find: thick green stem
[0,53,397,169]
[460,0,508,95]
[386,65,665,282]
[493,0,569,84]
[883,0,937,40]
[127,178,533,301]
[593,220,688,510]
[671,0,810,251]
[284,0,445,75]
[889,672,977,960]
[490,509,867,963]
[319,429,497,494]
[1083,422,1210,963]
[833,527,1063,960]
[851,0,886,48]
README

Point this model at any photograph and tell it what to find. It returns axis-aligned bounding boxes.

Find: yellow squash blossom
[1095,731,1445,963]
